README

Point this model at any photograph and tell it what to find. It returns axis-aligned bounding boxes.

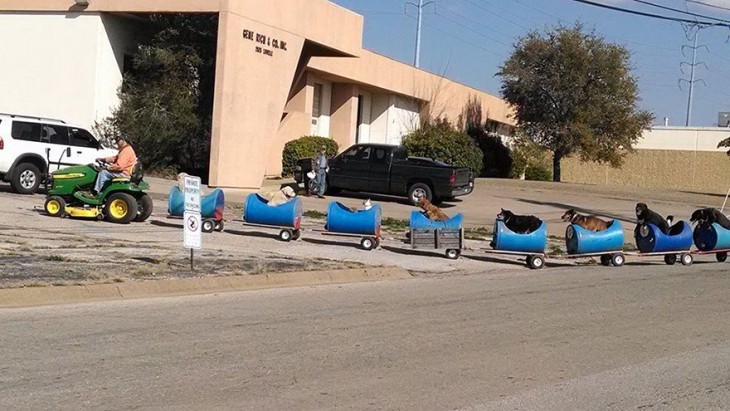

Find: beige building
[0,0,514,189]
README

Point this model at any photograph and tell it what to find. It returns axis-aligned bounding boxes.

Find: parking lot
[0,177,728,289]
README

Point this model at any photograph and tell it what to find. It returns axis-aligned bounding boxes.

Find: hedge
[282,136,339,176]
[402,124,483,174]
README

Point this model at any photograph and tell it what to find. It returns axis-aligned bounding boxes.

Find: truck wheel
[11,163,42,194]
[134,194,154,222]
[408,183,432,205]
[105,192,139,224]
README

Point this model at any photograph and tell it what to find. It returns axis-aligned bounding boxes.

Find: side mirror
[66,147,71,157]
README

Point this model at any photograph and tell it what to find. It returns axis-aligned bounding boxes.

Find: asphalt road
[2,263,729,410]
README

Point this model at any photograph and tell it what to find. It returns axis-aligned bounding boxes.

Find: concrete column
[209,11,305,188]
[329,83,359,151]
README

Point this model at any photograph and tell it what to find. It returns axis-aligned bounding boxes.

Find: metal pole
[190,249,194,271]
[721,187,730,213]
[415,0,424,68]
[685,31,698,127]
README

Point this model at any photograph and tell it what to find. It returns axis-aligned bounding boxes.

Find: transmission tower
[679,26,708,127]
[405,0,434,68]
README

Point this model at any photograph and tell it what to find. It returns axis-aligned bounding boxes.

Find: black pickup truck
[293,143,474,204]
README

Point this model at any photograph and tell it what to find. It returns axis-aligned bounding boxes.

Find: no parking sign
[183,176,202,251]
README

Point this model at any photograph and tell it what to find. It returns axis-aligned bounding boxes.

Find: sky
[330,0,730,127]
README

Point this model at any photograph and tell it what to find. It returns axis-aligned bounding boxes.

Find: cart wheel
[279,229,293,242]
[716,252,727,263]
[664,254,677,265]
[611,253,625,267]
[445,249,460,260]
[292,229,301,241]
[214,220,225,232]
[527,255,545,270]
[202,220,215,233]
[680,253,693,266]
[361,237,375,251]
[374,237,381,248]
[600,255,612,266]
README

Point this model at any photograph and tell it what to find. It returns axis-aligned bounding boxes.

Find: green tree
[718,137,730,155]
[498,23,653,182]
[95,14,218,178]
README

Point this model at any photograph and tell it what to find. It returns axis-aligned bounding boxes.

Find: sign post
[183,176,202,270]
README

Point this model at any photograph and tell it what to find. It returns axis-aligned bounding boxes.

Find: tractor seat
[111,162,144,185]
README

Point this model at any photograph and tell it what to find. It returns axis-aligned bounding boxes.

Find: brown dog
[561,209,609,232]
[418,198,449,221]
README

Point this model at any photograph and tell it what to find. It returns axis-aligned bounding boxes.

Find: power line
[571,0,730,27]
[685,0,730,13]
[458,0,531,30]
[436,7,513,45]
[630,0,730,24]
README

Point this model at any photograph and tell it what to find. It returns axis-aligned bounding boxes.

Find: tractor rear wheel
[105,192,139,224]
[135,194,154,222]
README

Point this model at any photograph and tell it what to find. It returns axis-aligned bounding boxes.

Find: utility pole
[406,0,434,68]
[679,27,708,127]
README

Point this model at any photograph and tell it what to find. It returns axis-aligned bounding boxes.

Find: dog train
[167,185,730,269]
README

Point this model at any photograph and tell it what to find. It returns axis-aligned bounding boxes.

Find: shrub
[467,127,513,178]
[524,163,553,181]
[282,136,339,176]
[402,121,483,174]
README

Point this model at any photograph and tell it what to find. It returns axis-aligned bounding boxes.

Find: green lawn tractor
[43,148,153,224]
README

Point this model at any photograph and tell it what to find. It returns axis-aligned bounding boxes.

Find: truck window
[372,147,389,163]
[42,124,70,145]
[11,121,42,142]
[393,147,408,161]
[69,128,98,148]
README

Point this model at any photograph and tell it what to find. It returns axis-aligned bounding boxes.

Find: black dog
[497,209,542,234]
[635,203,673,235]
[690,207,730,229]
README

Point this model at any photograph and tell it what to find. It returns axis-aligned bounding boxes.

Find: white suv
[0,113,117,194]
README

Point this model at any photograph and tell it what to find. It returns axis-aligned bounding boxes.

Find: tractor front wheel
[105,192,139,224]
[44,196,66,217]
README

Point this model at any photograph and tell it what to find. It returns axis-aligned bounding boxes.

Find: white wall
[639,127,730,152]
[0,12,136,130]
[367,93,419,145]
[0,13,101,128]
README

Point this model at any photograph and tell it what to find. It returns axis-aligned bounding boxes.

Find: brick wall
[562,149,730,195]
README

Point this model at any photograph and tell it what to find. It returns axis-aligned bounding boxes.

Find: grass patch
[382,217,410,231]
[303,210,327,219]
[548,244,564,255]
[464,226,492,241]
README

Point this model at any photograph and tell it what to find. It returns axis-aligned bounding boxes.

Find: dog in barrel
[635,203,673,235]
[690,207,730,229]
[497,209,542,234]
[561,209,609,232]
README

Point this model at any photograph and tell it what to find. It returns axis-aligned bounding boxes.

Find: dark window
[11,121,42,142]
[343,147,360,159]
[42,124,69,145]
[69,128,98,148]
[355,147,371,160]
[372,147,388,163]
[393,146,408,161]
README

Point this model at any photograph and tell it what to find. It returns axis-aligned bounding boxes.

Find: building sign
[242,28,288,57]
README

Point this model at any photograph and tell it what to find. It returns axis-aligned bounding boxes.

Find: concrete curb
[0,267,412,309]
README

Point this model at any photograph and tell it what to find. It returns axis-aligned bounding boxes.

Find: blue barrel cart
[409,212,464,259]
[168,187,226,233]
[692,222,730,262]
[558,220,625,267]
[632,221,694,265]
[242,193,303,241]
[485,220,548,269]
[320,202,381,250]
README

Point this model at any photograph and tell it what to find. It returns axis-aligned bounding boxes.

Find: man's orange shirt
[115,146,137,176]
